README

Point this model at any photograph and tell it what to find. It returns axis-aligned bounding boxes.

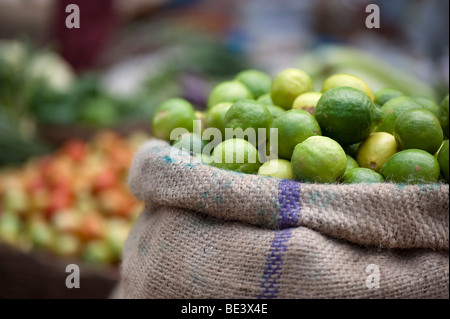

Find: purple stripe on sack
[277,179,302,229]
[257,180,302,299]
[257,229,292,299]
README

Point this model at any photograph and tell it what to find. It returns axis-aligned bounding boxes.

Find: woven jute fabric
[119,139,449,299]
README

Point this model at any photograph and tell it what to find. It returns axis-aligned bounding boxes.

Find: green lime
[257,93,275,106]
[380,149,440,184]
[315,87,383,146]
[438,94,449,138]
[374,96,423,134]
[413,96,440,117]
[269,109,321,160]
[152,98,197,141]
[270,68,314,110]
[374,88,404,106]
[342,168,384,184]
[265,105,286,119]
[292,92,322,115]
[322,73,375,101]
[207,81,254,109]
[211,138,262,174]
[437,140,449,182]
[356,132,398,172]
[172,132,207,154]
[257,159,293,179]
[291,136,347,183]
[224,99,272,145]
[344,155,359,174]
[205,102,233,136]
[393,108,443,155]
[235,69,272,98]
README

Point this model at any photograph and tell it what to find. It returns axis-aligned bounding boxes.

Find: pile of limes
[152,68,449,185]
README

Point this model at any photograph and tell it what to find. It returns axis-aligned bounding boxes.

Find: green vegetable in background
[78,96,119,127]
[0,109,50,165]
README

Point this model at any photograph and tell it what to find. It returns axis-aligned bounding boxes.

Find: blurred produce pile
[0,34,251,165]
[0,39,137,165]
[0,32,251,268]
[0,130,149,265]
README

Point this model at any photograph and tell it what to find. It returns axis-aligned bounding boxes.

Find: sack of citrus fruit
[119,69,449,299]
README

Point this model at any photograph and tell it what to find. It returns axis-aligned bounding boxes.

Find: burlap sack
[119,139,449,299]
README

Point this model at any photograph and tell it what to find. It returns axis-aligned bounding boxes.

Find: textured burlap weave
[119,139,449,299]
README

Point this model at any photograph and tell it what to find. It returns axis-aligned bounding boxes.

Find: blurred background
[0,0,448,298]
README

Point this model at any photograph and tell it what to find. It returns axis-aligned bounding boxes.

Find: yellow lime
[270,68,314,110]
[292,92,322,115]
[356,132,398,172]
[258,159,293,179]
[321,73,375,101]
